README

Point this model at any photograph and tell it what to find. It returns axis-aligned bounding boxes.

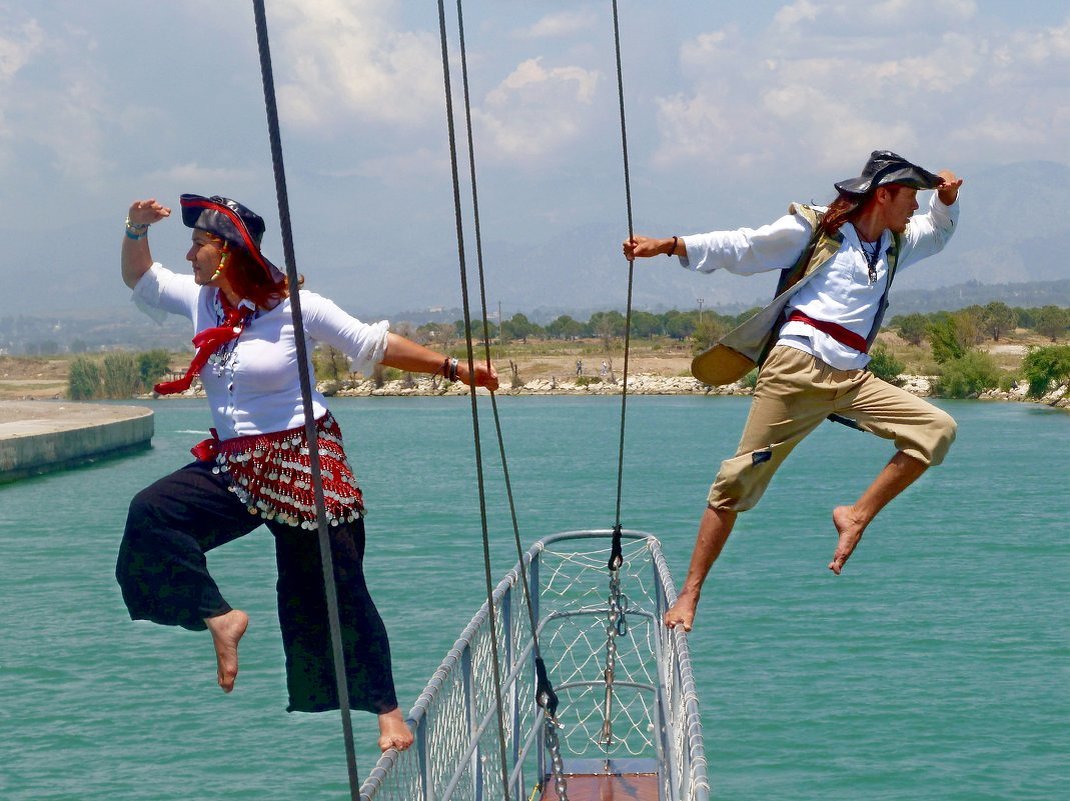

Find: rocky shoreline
[306,373,1069,408]
[138,372,1069,408]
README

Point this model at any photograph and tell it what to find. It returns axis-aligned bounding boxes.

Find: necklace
[860,237,882,284]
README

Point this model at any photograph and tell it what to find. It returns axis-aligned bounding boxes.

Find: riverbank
[0,401,154,483]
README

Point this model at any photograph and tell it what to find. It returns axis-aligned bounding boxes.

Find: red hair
[223,245,298,307]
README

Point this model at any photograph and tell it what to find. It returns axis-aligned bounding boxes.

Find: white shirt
[679,193,959,369]
[132,263,389,440]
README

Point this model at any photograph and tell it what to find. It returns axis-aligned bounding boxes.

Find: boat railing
[360,529,709,801]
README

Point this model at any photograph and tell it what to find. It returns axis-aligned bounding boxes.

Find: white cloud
[0,18,42,82]
[271,0,442,132]
[654,4,1069,175]
[474,58,600,160]
[518,9,599,39]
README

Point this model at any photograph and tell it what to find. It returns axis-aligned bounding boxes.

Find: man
[623,151,963,631]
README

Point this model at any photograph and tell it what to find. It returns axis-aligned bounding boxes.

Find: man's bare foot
[204,609,249,693]
[830,505,866,575]
[378,708,414,752]
[664,590,699,631]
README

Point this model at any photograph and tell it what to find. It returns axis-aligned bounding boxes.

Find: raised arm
[382,332,499,391]
[121,199,171,288]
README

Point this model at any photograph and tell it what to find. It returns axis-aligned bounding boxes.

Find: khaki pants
[708,345,957,511]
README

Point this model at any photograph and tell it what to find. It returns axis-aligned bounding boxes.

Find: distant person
[576,359,583,376]
[115,194,498,751]
[623,151,962,630]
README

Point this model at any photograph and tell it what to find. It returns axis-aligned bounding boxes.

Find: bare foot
[204,609,249,693]
[830,505,865,575]
[664,590,699,631]
[378,708,414,752]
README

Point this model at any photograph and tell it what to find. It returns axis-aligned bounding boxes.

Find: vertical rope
[610,0,636,531]
[250,3,360,799]
[452,0,564,794]
[435,1,512,798]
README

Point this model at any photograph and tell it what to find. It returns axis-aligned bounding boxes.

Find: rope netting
[359,531,709,801]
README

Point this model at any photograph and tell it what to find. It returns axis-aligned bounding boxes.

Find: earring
[211,250,230,282]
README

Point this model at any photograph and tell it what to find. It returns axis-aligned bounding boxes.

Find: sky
[2,0,1069,321]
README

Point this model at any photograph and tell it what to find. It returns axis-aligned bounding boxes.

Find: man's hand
[936,170,963,206]
[623,235,674,261]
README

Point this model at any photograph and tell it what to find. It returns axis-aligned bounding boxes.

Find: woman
[116,194,498,751]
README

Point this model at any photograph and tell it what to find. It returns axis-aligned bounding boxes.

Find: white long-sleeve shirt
[679,193,959,369]
[132,263,389,439]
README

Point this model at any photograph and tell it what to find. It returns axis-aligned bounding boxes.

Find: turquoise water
[1,395,1067,800]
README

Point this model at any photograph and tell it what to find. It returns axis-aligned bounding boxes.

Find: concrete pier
[0,401,154,483]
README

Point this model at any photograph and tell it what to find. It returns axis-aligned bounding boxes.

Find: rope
[434,2,512,799]
[450,0,565,795]
[610,0,637,536]
[600,0,637,755]
[250,3,361,799]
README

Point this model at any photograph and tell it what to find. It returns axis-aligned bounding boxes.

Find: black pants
[115,460,398,714]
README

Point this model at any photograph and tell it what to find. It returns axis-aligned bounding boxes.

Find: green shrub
[138,350,172,386]
[1020,345,1070,398]
[68,357,102,400]
[742,368,759,389]
[101,351,143,398]
[575,375,602,387]
[867,343,905,385]
[931,351,1002,398]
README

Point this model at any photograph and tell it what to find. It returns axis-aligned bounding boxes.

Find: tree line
[407,301,1070,351]
[62,302,1070,402]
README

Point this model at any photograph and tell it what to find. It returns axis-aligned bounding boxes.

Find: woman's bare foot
[664,590,699,631]
[204,609,249,693]
[378,708,414,752]
[830,505,865,575]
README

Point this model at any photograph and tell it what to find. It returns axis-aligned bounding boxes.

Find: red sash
[786,310,869,354]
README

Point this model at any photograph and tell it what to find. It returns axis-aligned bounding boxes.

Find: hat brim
[835,165,943,197]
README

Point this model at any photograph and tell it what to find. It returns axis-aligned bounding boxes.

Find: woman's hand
[128,198,172,227]
[460,361,499,392]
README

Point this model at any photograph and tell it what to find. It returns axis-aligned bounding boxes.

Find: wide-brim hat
[834,151,943,197]
[180,194,285,284]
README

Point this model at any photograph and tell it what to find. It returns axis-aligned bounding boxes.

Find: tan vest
[691,204,902,385]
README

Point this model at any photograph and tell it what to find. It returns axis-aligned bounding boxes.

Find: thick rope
[434,2,512,799]
[251,3,360,799]
[610,0,637,536]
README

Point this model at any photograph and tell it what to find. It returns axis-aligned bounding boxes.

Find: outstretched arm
[381,333,499,391]
[121,199,171,288]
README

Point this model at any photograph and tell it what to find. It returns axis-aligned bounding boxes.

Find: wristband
[666,235,678,257]
[125,218,149,241]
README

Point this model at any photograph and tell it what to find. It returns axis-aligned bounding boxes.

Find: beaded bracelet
[125,218,149,241]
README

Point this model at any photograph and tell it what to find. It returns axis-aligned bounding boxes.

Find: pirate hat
[180,194,285,284]
[834,151,943,197]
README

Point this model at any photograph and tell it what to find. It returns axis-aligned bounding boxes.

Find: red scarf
[154,293,251,395]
